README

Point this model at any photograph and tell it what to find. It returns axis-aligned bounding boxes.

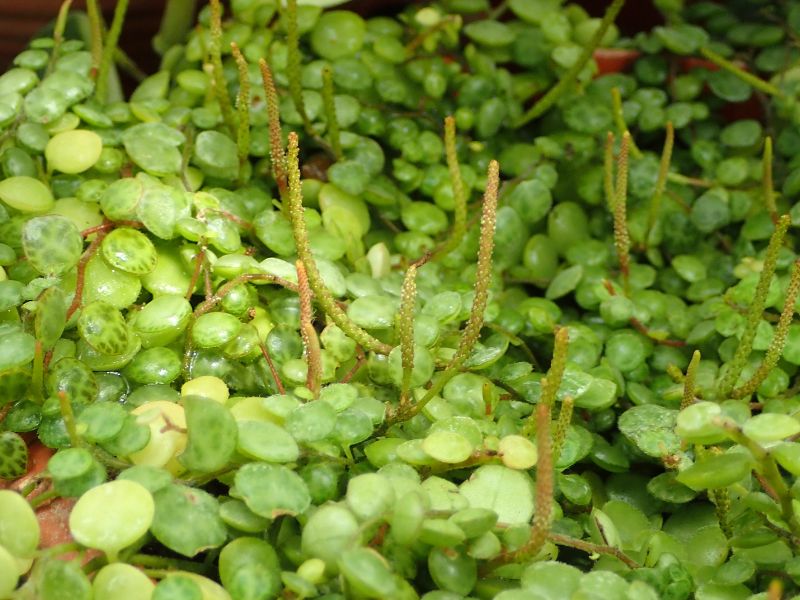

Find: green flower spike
[321,66,342,160]
[230,42,251,183]
[208,0,237,135]
[732,259,800,398]
[259,59,288,200]
[283,0,312,135]
[296,260,322,399]
[397,265,418,403]
[762,136,778,223]
[718,214,790,399]
[286,132,392,356]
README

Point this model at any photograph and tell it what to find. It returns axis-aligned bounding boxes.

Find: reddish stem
[259,342,285,394]
[67,229,109,320]
[340,347,366,384]
[186,246,206,300]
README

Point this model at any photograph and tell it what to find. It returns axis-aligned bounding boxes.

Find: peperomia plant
[5,0,800,599]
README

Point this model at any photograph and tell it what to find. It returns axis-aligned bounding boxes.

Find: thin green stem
[153,0,198,55]
[95,0,128,103]
[443,115,467,254]
[648,121,674,240]
[286,132,392,355]
[719,215,790,399]
[611,87,641,159]
[32,340,44,403]
[321,66,342,160]
[46,0,74,76]
[58,391,80,448]
[603,132,615,212]
[763,136,778,224]
[284,0,312,135]
[699,46,784,97]
[515,0,626,126]
[85,0,104,80]
[523,326,569,436]
[208,0,237,135]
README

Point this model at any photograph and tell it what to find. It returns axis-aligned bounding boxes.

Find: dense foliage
[4,0,800,598]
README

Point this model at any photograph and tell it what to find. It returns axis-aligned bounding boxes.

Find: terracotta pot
[593,48,642,76]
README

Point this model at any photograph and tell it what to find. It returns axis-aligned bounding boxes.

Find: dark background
[0,0,661,75]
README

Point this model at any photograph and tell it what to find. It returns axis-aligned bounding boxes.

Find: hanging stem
[515,0,626,126]
[95,0,128,103]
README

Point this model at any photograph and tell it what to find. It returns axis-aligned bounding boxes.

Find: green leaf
[742,413,800,443]
[151,484,226,557]
[179,395,237,474]
[676,453,753,491]
[459,465,533,525]
[22,215,83,275]
[618,404,681,458]
[235,463,311,519]
[35,286,67,350]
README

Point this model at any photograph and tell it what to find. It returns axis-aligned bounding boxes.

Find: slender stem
[32,341,44,403]
[259,342,286,395]
[153,0,197,55]
[96,0,128,103]
[603,132,615,211]
[548,533,640,569]
[611,87,641,159]
[85,0,104,80]
[67,227,110,321]
[515,0,626,126]
[442,115,467,255]
[648,121,674,240]
[284,0,312,135]
[699,46,784,97]
[763,136,778,223]
[46,0,74,76]
[58,391,81,448]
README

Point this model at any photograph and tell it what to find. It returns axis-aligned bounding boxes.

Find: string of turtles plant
[5,0,800,598]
